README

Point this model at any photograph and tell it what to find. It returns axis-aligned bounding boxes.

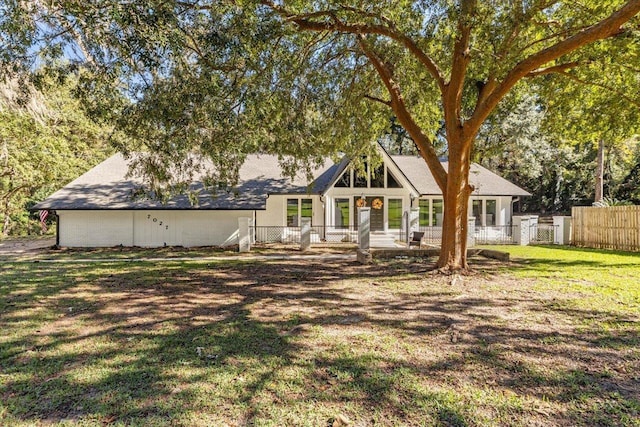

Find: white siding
[133,211,179,247]
[256,195,286,226]
[59,210,134,247]
[58,210,250,248]
[178,211,246,247]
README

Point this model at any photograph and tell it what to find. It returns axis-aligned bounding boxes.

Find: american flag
[39,210,48,232]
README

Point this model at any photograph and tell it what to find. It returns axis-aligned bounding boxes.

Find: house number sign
[147,214,169,230]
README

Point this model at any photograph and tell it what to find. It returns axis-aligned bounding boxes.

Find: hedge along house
[34,146,531,248]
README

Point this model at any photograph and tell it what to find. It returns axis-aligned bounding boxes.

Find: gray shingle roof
[34,152,531,211]
[34,153,337,210]
[391,156,532,196]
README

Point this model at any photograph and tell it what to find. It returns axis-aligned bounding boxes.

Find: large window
[432,199,443,226]
[354,170,368,188]
[419,199,444,226]
[301,199,312,221]
[388,199,403,228]
[370,165,385,188]
[386,170,402,188]
[287,198,313,226]
[335,171,350,187]
[419,199,430,226]
[286,199,299,226]
[334,198,349,228]
[471,199,497,226]
[472,200,482,226]
[333,163,403,189]
[486,200,496,226]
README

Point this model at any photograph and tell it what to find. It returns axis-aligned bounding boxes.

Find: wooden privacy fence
[572,206,640,251]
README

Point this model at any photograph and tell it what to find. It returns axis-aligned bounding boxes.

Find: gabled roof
[320,147,420,196]
[391,155,532,196]
[34,153,337,211]
[34,150,531,211]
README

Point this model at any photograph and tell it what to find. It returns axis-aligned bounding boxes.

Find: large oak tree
[3,1,639,270]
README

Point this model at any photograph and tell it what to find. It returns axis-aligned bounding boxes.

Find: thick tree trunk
[437,142,472,271]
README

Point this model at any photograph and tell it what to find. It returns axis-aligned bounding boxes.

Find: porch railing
[417,226,444,245]
[252,225,358,244]
[475,224,518,245]
[530,224,558,244]
[250,223,555,246]
[409,225,519,245]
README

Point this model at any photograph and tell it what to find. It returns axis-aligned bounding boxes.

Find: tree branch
[469,0,640,135]
[357,36,447,191]
[363,94,391,106]
[556,71,640,108]
[526,61,584,77]
[0,184,30,201]
[444,0,476,134]
[260,1,446,92]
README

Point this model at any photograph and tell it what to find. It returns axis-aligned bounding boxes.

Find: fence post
[467,217,476,248]
[300,218,311,251]
[238,217,252,252]
[553,216,571,245]
[512,216,531,246]
[402,211,408,242]
[409,208,420,241]
[358,207,371,250]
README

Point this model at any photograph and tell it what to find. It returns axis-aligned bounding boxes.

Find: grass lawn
[1,245,638,426]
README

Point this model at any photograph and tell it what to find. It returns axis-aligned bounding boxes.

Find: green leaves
[0,71,114,235]
[1,0,639,219]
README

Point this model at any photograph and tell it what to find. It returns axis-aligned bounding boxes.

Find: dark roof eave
[32,206,266,211]
[319,156,351,195]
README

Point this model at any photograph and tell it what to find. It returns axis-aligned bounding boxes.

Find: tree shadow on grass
[1,257,638,426]
[2,259,440,424]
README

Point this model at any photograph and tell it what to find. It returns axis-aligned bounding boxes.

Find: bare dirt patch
[0,236,55,255]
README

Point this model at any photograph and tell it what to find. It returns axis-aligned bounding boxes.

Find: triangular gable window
[386,170,403,188]
[371,165,385,188]
[334,170,351,187]
[334,164,404,188]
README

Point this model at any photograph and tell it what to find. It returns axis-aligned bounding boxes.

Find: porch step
[370,232,399,248]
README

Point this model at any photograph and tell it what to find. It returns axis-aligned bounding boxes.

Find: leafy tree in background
[608,137,640,203]
[3,1,639,270]
[473,94,639,214]
[0,71,114,235]
[538,36,640,201]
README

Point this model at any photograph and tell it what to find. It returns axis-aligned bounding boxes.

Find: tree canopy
[0,71,114,235]
[2,1,639,268]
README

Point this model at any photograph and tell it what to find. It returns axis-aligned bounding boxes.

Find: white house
[34,146,531,248]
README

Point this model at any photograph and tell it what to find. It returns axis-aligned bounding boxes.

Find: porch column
[409,208,420,232]
[358,207,370,250]
[467,217,476,248]
[512,216,531,246]
[238,217,252,252]
[404,207,420,243]
[300,218,311,251]
[553,216,572,245]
